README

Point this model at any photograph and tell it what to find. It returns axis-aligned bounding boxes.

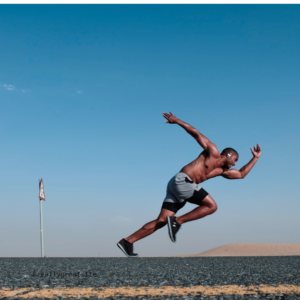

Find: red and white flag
[39,178,45,201]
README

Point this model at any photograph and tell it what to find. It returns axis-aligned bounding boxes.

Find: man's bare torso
[180,150,225,184]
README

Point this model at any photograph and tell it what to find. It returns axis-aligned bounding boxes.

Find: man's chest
[203,157,223,178]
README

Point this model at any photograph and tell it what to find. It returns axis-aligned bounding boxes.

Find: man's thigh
[159,201,187,219]
[186,187,209,206]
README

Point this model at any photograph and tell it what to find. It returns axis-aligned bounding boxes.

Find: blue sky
[0,5,299,257]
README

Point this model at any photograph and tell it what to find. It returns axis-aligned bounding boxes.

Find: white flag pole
[39,196,44,258]
[39,179,45,258]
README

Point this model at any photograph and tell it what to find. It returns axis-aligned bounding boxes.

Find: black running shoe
[117,238,139,257]
[167,216,181,243]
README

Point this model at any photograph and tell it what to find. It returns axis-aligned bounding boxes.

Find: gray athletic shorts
[162,172,209,213]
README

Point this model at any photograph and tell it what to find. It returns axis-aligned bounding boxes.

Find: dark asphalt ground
[1,257,300,299]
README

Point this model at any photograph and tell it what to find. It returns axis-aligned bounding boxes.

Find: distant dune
[167,243,300,257]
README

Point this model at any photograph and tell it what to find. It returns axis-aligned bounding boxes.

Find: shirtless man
[117,111,261,257]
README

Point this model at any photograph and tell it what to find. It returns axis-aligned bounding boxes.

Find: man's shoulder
[199,147,220,159]
[207,143,220,157]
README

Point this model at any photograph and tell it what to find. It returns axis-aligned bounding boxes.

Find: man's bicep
[221,169,243,179]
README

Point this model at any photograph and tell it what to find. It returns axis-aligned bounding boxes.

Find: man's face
[226,154,239,169]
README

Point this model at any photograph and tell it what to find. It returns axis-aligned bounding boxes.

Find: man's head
[221,148,239,169]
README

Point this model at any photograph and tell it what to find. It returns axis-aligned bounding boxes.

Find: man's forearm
[176,119,202,139]
[240,157,259,178]
[175,118,211,149]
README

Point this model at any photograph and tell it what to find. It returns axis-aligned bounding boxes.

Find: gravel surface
[1,257,300,299]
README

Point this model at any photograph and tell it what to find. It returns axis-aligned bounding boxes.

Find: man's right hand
[163,111,178,124]
[251,144,261,158]
[163,111,217,154]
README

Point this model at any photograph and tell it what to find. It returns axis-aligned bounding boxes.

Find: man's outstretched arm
[162,111,217,153]
[222,144,261,179]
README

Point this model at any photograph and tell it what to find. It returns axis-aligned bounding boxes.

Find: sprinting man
[117,112,261,257]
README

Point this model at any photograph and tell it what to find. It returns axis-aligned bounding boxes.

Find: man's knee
[156,221,167,231]
[201,195,218,214]
[142,219,166,231]
[144,219,166,232]
[201,202,218,214]
[209,204,218,214]
[156,217,168,225]
[156,216,169,231]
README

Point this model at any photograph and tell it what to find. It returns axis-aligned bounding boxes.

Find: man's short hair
[221,148,239,158]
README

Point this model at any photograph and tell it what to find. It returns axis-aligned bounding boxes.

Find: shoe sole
[117,243,139,258]
[167,217,176,243]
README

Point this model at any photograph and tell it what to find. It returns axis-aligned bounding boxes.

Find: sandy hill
[168,243,300,257]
